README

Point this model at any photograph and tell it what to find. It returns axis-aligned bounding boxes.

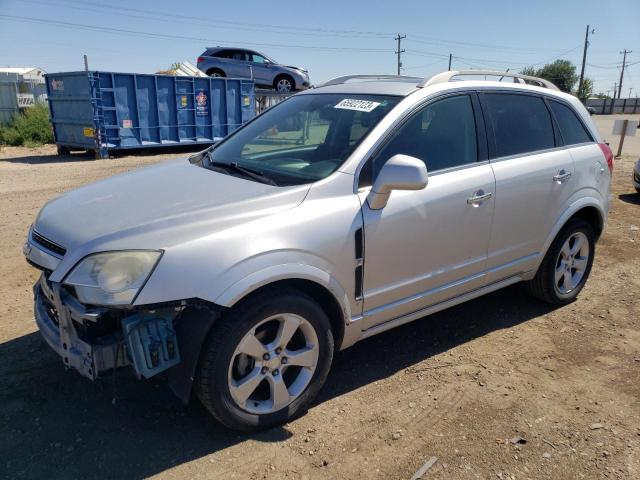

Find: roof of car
[303,71,570,99]
[300,79,422,97]
[206,46,258,53]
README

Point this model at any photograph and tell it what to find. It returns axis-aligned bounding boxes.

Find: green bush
[0,103,54,147]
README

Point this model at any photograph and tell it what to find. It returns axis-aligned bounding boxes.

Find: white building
[0,67,48,124]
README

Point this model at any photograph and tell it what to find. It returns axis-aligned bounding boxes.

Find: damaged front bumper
[34,273,182,381]
[35,273,123,379]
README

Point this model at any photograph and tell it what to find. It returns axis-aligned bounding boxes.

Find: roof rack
[321,74,423,87]
[419,70,559,90]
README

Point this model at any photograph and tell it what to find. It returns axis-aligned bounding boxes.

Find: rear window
[548,100,593,145]
[484,94,555,157]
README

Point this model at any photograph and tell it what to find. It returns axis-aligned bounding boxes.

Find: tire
[635,187,640,194]
[526,218,595,305]
[274,75,294,93]
[196,290,334,431]
[56,146,70,156]
[207,69,226,78]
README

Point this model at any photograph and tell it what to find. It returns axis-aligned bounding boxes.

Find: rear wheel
[526,218,595,304]
[196,290,334,431]
[207,69,226,78]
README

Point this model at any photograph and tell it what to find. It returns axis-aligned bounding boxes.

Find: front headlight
[64,251,162,305]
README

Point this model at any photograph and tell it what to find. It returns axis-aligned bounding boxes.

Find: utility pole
[629,87,633,98]
[395,34,406,75]
[617,49,631,99]
[448,53,452,71]
[83,54,89,72]
[577,25,594,102]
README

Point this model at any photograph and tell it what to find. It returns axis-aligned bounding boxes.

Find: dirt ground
[1,115,639,480]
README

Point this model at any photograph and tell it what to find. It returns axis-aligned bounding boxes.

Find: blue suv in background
[197,47,311,92]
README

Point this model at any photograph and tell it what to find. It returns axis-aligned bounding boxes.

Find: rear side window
[374,95,478,176]
[484,94,555,157]
[548,100,593,145]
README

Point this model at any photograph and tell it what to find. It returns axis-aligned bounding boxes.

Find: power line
[22,0,393,38]
[16,0,596,59]
[0,14,394,53]
[403,59,447,71]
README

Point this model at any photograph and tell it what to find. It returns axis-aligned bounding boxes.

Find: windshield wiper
[208,157,278,186]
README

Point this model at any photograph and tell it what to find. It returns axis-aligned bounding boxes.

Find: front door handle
[467,190,493,205]
[553,169,572,183]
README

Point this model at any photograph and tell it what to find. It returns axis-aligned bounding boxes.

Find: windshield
[206,94,400,185]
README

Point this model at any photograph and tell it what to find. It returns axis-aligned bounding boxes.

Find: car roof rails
[419,70,560,90]
[320,75,423,87]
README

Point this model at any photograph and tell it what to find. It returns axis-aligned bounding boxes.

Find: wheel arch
[569,205,604,240]
[227,278,346,351]
[215,263,350,350]
[206,67,225,77]
[537,198,606,272]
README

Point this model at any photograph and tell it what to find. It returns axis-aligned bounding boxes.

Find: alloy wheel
[227,313,319,414]
[554,231,590,295]
[276,78,292,93]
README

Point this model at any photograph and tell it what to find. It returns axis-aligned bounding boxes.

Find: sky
[1,0,639,97]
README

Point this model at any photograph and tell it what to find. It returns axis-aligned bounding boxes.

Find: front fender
[214,262,352,322]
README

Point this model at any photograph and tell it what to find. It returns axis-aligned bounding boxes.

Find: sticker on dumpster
[180,96,188,108]
[243,96,250,107]
[122,119,132,128]
[83,127,94,137]
[196,90,208,116]
[51,79,64,91]
[334,98,380,112]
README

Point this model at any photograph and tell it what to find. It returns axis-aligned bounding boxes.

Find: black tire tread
[526,218,594,305]
[196,288,333,431]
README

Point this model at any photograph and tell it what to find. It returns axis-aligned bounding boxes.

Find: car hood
[34,158,310,253]
[283,65,307,74]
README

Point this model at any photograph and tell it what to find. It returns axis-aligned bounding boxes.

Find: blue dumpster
[45,71,255,158]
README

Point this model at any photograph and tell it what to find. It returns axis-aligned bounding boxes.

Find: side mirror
[367,154,428,210]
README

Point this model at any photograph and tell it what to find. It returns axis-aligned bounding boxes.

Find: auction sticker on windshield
[334,99,381,112]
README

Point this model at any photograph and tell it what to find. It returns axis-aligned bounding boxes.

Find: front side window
[251,54,268,64]
[548,100,593,145]
[484,93,555,157]
[372,95,478,178]
[207,94,400,185]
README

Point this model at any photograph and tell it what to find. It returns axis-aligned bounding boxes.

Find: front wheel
[274,75,294,93]
[526,218,595,304]
[196,290,334,431]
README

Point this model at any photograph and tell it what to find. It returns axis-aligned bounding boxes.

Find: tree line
[520,60,608,99]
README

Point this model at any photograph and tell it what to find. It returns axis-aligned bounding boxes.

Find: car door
[360,93,496,329]
[479,92,575,283]
[248,52,272,85]
[222,50,251,78]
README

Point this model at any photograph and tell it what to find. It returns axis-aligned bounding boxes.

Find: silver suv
[197,47,310,92]
[24,71,613,431]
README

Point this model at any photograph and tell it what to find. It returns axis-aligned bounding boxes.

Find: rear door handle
[467,190,493,205]
[553,170,572,183]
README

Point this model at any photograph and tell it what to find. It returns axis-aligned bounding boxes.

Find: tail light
[598,143,614,173]
[197,56,204,63]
